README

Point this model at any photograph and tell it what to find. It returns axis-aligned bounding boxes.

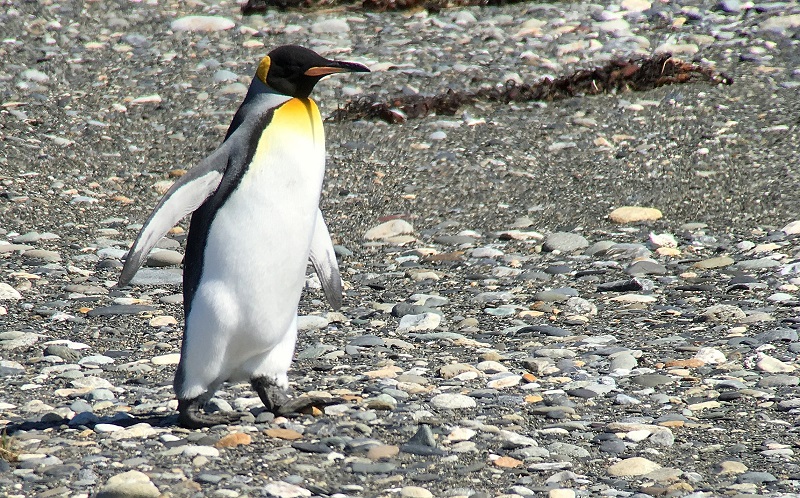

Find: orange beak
[304,60,370,77]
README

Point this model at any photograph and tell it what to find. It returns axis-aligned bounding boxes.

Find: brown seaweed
[330,54,733,123]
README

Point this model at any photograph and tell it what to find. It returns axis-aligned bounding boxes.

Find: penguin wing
[309,210,343,310]
[118,148,229,286]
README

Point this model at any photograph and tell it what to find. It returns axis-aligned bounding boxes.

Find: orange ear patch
[304,66,348,77]
[256,56,271,84]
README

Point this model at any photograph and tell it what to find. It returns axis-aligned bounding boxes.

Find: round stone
[783,220,800,235]
[262,481,312,497]
[0,360,24,376]
[0,283,22,300]
[96,470,160,498]
[700,305,746,323]
[149,315,177,328]
[23,249,61,262]
[608,457,661,476]
[400,486,434,498]
[737,471,777,484]
[0,330,39,349]
[170,15,235,32]
[630,374,673,387]
[610,353,637,371]
[145,249,183,267]
[471,246,504,258]
[487,375,522,389]
[756,354,795,373]
[693,256,735,269]
[86,389,115,401]
[310,18,350,34]
[430,393,476,409]
[110,423,158,440]
[654,43,699,56]
[364,219,414,240]
[151,353,181,365]
[734,257,780,270]
[694,347,727,364]
[609,206,662,223]
[397,312,441,333]
[366,394,397,410]
[548,489,576,498]
[215,433,252,448]
[543,232,589,252]
[297,315,330,331]
[367,444,400,460]
[183,445,220,458]
[716,460,748,475]
[757,375,799,388]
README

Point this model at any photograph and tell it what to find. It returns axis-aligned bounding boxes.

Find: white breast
[195,98,326,348]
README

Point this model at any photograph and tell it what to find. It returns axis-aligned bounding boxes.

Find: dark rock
[626,260,667,275]
[517,271,551,282]
[86,305,156,317]
[567,388,599,399]
[516,325,571,337]
[598,439,627,454]
[630,374,674,387]
[196,473,227,484]
[545,265,572,275]
[405,424,437,447]
[291,442,332,454]
[756,328,798,343]
[43,345,81,362]
[597,279,645,292]
[351,462,397,474]
[737,471,777,484]
[348,335,385,347]
[543,232,589,253]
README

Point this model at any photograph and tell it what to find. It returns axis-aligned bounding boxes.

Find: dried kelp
[242,0,525,13]
[330,54,733,123]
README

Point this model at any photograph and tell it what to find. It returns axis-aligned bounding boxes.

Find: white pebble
[364,219,414,240]
[151,353,181,365]
[0,283,22,300]
[694,347,726,365]
[183,445,220,458]
[311,18,350,34]
[397,313,441,333]
[297,315,330,331]
[171,15,235,32]
[430,393,476,409]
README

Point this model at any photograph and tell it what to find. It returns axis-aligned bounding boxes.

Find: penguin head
[255,45,370,99]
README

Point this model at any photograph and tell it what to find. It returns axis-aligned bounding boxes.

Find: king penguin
[117,45,369,428]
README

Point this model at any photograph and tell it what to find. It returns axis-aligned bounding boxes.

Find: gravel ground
[1,0,800,497]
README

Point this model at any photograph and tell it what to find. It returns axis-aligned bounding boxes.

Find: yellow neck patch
[273,98,321,140]
[256,56,271,84]
[247,97,324,179]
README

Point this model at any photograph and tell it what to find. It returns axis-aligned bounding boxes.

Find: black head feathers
[255,45,369,98]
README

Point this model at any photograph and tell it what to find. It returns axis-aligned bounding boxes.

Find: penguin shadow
[1,411,179,436]
[1,395,342,435]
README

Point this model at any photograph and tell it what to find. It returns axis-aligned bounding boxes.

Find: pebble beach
[1,0,800,497]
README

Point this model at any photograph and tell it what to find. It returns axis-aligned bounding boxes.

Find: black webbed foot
[251,377,344,416]
[177,398,241,429]
[251,376,290,414]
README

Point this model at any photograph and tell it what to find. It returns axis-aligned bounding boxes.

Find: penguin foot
[251,377,345,416]
[177,398,241,429]
[251,376,290,414]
